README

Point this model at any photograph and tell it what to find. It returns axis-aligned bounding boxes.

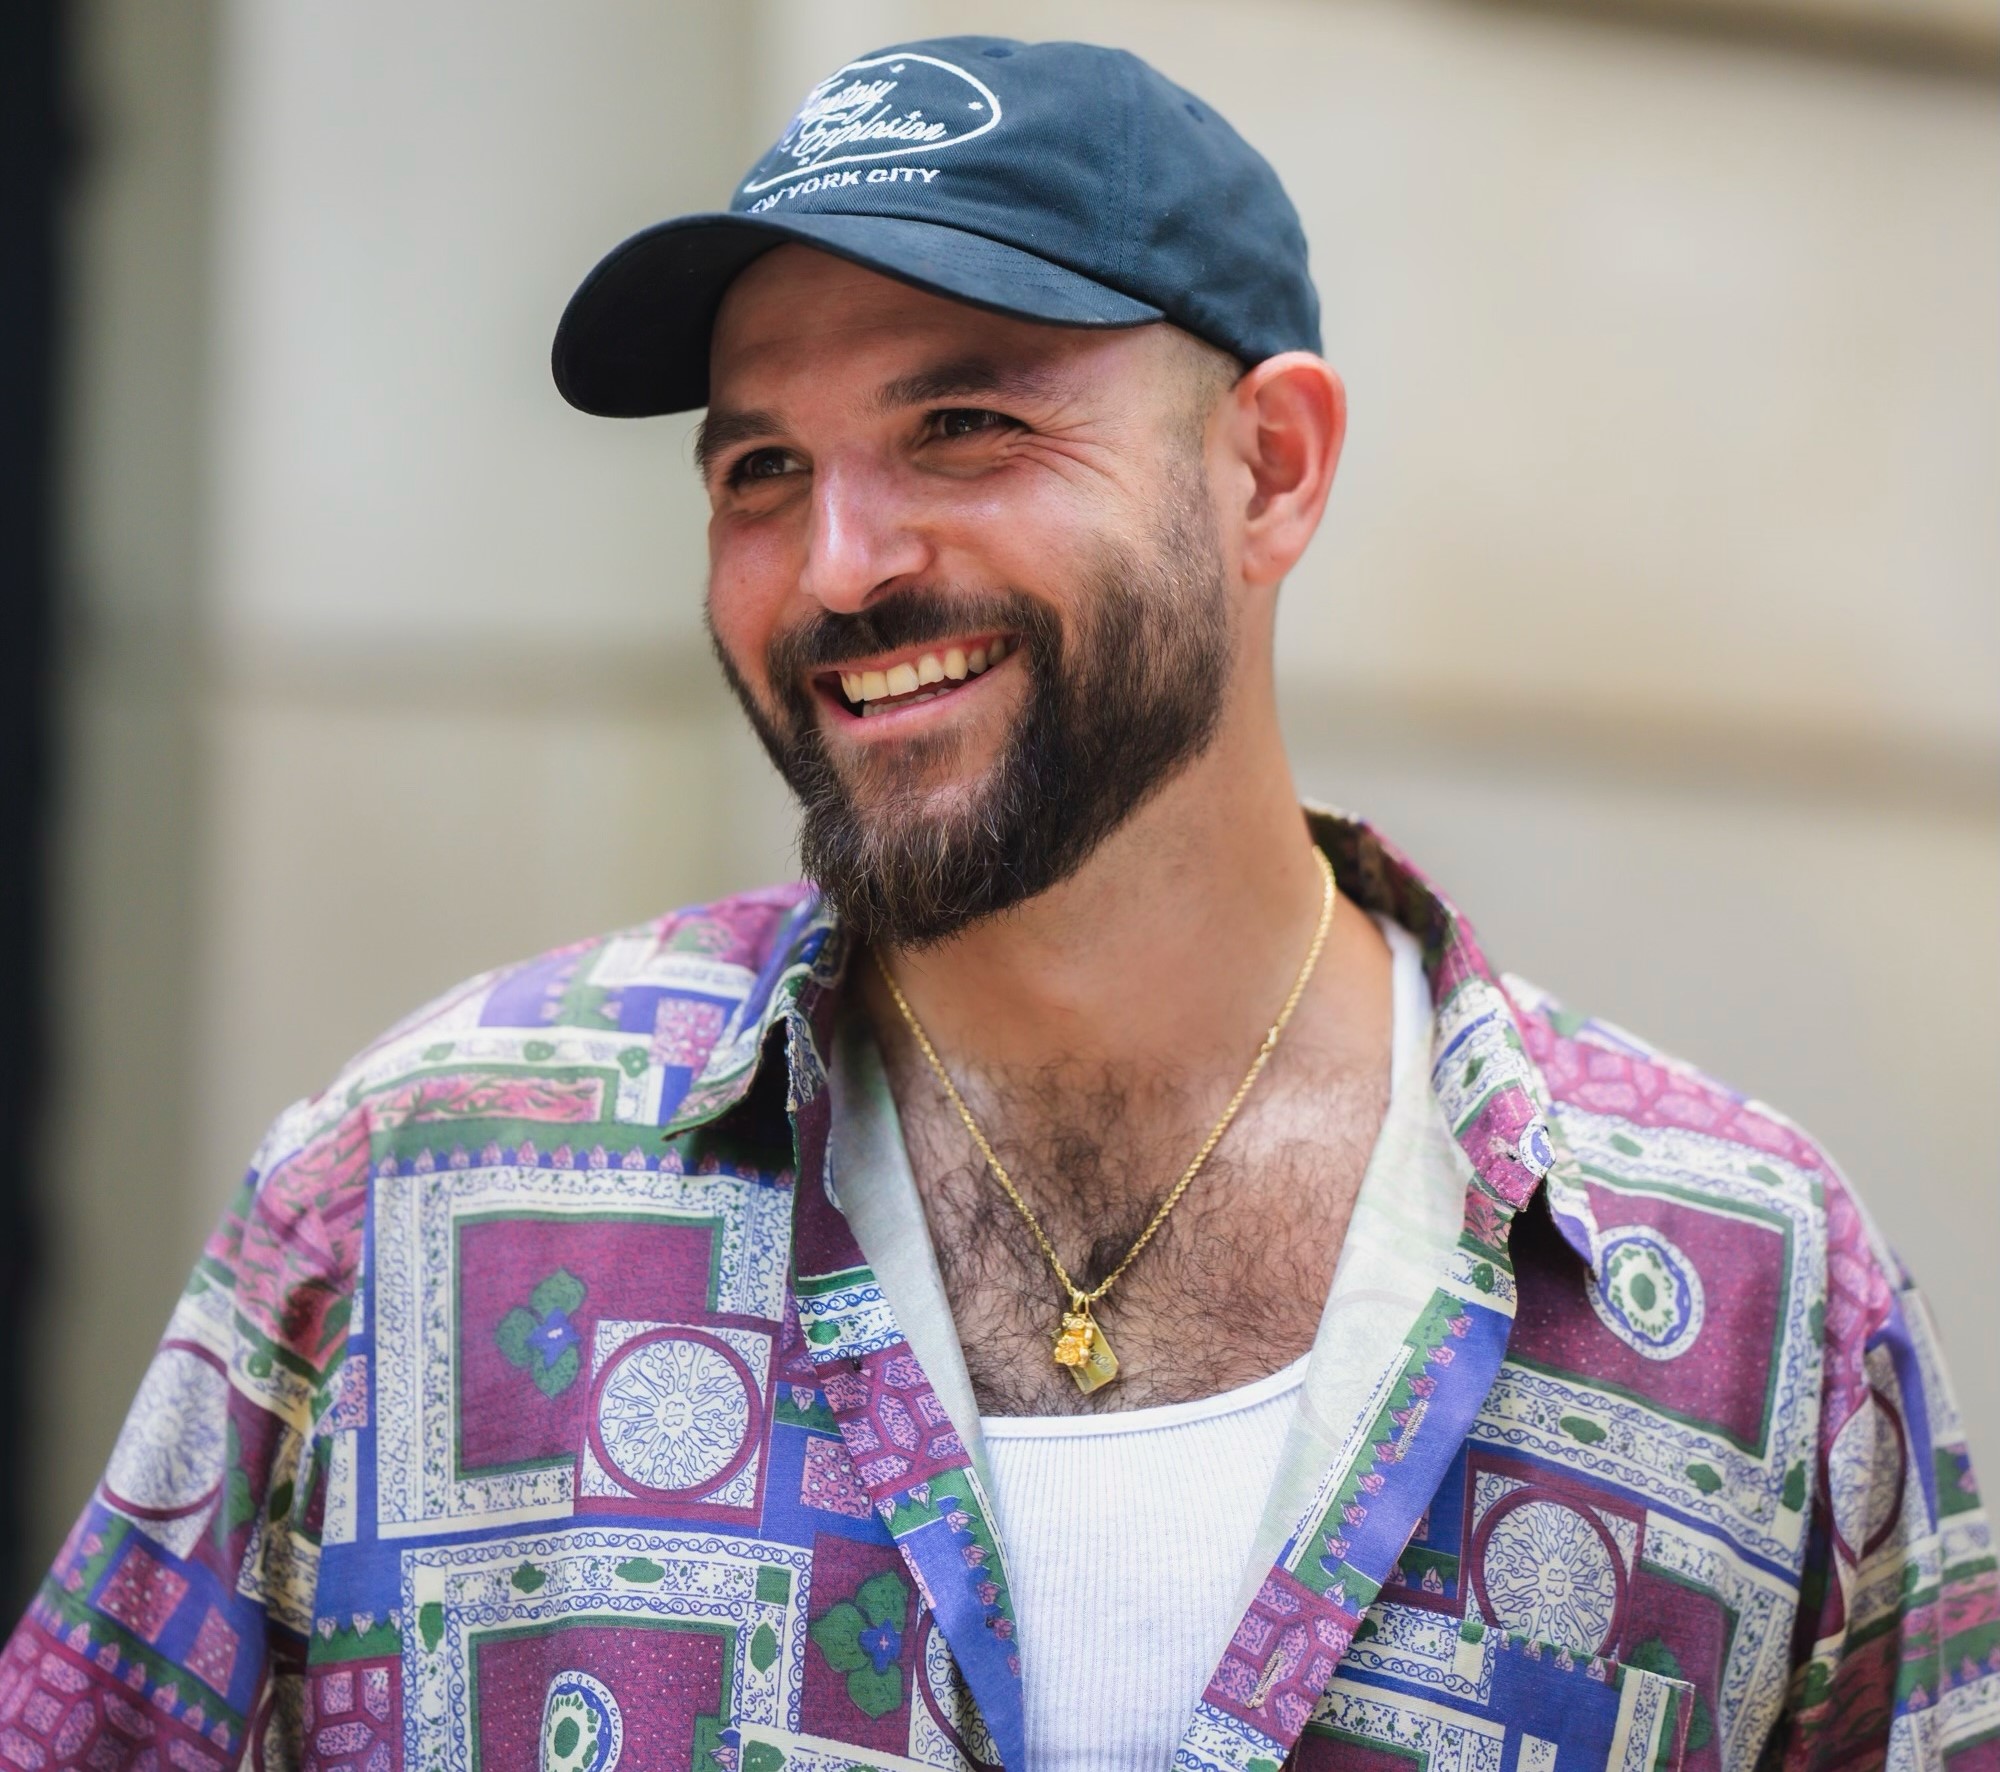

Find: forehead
[708,244,1154,408]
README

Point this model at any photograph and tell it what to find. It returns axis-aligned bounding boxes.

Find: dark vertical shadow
[0,0,69,1619]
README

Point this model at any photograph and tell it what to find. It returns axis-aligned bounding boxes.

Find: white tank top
[828,915,1437,1771]
[980,1354,1309,1771]
[977,918,1427,1771]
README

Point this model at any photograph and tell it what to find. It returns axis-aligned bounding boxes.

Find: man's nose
[795,460,930,615]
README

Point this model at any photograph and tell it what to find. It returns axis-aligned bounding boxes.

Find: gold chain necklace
[873,846,1337,1393]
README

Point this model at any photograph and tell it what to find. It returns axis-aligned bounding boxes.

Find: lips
[825,636,1013,717]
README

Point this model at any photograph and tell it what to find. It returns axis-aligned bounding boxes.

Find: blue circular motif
[1589,1226,1705,1361]
[588,1328,759,1499]
[540,1670,622,1772]
[1519,1119,1554,1176]
[104,1342,230,1521]
[1474,1492,1625,1652]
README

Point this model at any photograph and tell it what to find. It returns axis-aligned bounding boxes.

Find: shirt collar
[663,803,1602,1275]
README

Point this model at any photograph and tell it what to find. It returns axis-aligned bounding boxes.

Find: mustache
[765,586,1051,681]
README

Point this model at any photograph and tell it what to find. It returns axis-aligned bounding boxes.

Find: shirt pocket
[1291,1631,1697,1770]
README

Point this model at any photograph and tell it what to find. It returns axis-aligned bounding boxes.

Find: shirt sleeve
[1776,1170,2000,1767]
[0,1095,367,1769]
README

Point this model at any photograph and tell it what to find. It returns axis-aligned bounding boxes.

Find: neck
[866,699,1326,1085]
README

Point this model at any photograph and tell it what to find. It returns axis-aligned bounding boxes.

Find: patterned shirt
[2,810,1994,1771]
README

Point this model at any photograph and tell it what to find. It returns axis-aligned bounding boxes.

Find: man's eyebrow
[694,407,783,477]
[873,358,1069,414]
[695,361,1066,476]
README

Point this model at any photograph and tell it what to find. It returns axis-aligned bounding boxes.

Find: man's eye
[931,408,1012,441]
[727,448,796,487]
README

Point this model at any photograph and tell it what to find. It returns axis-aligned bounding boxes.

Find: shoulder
[209,884,818,1339]
[1507,968,1849,1211]
[1501,970,1900,1364]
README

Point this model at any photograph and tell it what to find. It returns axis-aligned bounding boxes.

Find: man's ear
[1227,352,1346,590]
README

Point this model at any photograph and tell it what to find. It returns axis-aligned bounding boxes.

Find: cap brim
[551,210,1164,418]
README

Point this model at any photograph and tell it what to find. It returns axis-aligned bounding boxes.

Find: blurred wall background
[22,0,1996,1601]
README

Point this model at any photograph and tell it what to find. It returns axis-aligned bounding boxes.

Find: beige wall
[34,0,1997,1574]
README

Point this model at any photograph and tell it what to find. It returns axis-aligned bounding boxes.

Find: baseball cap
[552,36,1321,417]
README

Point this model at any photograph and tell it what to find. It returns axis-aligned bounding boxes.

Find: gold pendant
[1052,1306,1120,1393]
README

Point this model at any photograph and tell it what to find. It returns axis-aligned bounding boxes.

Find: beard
[710,474,1233,948]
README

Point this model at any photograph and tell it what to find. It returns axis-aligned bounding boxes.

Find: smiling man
[4,34,1995,1772]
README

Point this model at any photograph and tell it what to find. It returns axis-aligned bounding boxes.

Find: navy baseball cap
[552,36,1321,417]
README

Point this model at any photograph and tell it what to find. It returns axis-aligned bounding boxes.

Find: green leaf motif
[317,1296,354,1358]
[1685,1463,1723,1496]
[1688,1693,1716,1751]
[1609,1133,1643,1157]
[619,1046,650,1078]
[223,1470,255,1540]
[1625,1634,1682,1681]
[531,1269,587,1318]
[805,1320,840,1345]
[845,1664,903,1721]
[616,1557,665,1584]
[1624,1637,1713,1750]
[742,1746,786,1772]
[218,1420,257,1547]
[1560,1415,1607,1445]
[418,1601,445,1652]
[1781,1461,1808,1511]
[750,1623,778,1672]
[523,1039,557,1061]
[856,1570,908,1631]
[1469,1262,1496,1293]
[810,1602,868,1674]
[511,1562,546,1593]
[494,1308,536,1370]
[267,1480,295,1522]
[422,1042,455,1061]
[531,1345,580,1398]
[807,1570,910,1720]
[809,1596,907,1719]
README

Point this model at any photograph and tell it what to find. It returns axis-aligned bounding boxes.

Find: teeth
[842,638,1011,712]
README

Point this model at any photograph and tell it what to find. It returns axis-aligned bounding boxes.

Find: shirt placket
[785,993,1030,1772]
[1171,964,1583,1772]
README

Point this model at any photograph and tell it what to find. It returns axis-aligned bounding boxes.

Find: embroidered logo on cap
[742,51,1001,196]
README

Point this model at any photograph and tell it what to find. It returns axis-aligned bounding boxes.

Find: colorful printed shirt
[2,810,1994,1771]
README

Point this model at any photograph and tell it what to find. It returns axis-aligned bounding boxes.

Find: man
[2,33,1993,1772]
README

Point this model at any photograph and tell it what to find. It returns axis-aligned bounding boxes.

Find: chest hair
[880,1036,1388,1415]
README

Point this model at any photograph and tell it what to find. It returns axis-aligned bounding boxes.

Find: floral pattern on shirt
[0,816,1992,1772]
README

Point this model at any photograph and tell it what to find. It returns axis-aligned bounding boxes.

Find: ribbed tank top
[980,1353,1310,1771]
